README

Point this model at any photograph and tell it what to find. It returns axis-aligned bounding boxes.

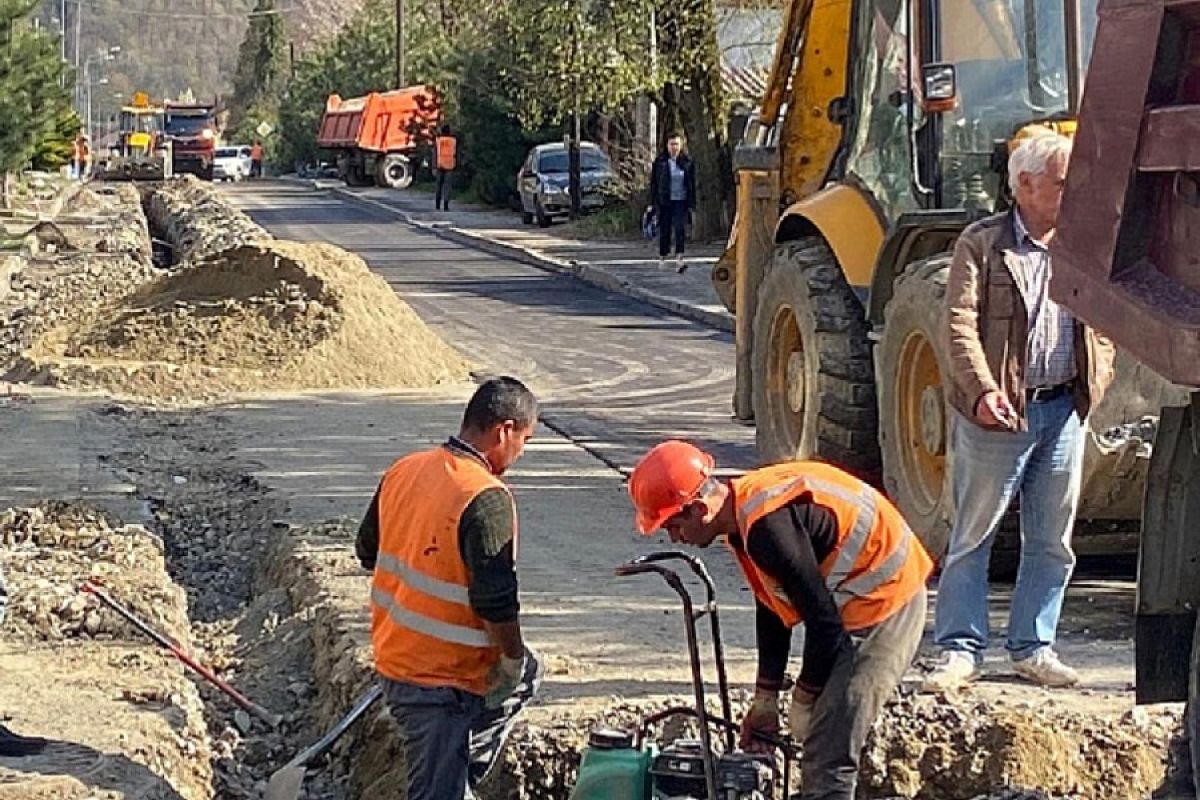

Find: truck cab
[164,103,218,180]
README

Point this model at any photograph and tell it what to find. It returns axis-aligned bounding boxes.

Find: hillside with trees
[32,0,361,131]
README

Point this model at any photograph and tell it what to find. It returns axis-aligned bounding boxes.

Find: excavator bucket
[1051,0,1200,707]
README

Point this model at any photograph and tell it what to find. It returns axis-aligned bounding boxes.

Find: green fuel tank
[569,728,654,800]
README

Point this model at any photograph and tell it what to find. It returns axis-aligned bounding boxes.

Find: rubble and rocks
[14,179,469,403]
[17,238,469,402]
[0,500,189,644]
[0,497,214,800]
[1,184,157,376]
[144,176,267,263]
[860,692,1174,799]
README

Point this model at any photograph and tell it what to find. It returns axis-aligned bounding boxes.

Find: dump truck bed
[316,86,438,154]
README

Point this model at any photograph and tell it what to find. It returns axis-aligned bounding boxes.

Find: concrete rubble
[10,179,469,403]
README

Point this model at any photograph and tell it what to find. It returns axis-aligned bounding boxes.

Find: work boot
[921,650,979,693]
[0,724,47,757]
[1012,648,1079,688]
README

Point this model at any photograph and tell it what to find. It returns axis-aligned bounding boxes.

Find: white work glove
[739,689,780,754]
[788,683,818,743]
[484,653,525,709]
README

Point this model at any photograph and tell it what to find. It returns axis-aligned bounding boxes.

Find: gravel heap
[145,176,267,263]
[0,500,189,645]
[862,692,1171,799]
[462,689,1173,800]
[1,184,157,375]
[16,181,469,403]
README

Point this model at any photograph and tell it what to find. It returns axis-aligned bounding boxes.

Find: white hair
[1008,132,1073,194]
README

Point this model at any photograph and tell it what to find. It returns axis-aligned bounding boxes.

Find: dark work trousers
[658,200,689,257]
[800,590,927,799]
[383,647,543,800]
[436,169,452,210]
[250,159,262,178]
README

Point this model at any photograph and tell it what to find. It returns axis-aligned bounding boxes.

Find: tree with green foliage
[0,0,77,201]
[657,0,729,239]
[32,106,82,171]
[227,0,288,160]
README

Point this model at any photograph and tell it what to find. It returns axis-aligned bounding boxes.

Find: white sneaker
[921,651,980,693]
[1012,649,1079,687]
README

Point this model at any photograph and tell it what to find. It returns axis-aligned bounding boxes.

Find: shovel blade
[264,764,307,800]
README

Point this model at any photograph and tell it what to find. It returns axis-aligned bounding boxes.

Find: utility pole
[394,0,405,89]
[567,0,583,220]
[73,0,83,112]
[60,0,66,61]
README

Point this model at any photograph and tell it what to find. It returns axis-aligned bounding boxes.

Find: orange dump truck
[317,85,440,189]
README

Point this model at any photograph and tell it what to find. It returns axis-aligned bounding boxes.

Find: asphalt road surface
[228,181,756,475]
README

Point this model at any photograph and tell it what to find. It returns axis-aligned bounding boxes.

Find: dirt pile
[1,185,157,375]
[0,500,189,644]
[861,692,1172,799]
[16,181,470,402]
[0,498,214,800]
[145,176,267,263]
[20,238,468,401]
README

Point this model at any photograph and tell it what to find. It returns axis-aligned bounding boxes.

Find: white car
[213,146,253,181]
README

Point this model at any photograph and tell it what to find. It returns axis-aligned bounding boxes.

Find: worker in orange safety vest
[356,377,544,800]
[434,124,457,211]
[628,440,933,800]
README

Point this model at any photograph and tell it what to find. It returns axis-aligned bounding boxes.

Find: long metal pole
[59,0,66,61]
[74,1,83,112]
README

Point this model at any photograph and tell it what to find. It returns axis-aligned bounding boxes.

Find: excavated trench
[2,180,1180,800]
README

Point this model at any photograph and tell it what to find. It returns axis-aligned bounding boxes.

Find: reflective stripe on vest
[370,587,490,648]
[730,462,931,631]
[370,446,511,694]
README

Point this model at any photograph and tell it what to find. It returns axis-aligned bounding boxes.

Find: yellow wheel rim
[896,329,946,515]
[766,304,807,454]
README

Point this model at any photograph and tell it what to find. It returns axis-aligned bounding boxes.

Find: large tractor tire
[752,238,879,479]
[877,255,954,558]
[376,153,413,189]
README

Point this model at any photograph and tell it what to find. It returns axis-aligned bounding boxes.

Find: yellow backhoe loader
[714,0,1182,560]
[96,92,173,182]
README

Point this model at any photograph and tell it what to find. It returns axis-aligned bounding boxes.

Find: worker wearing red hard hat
[628,440,933,800]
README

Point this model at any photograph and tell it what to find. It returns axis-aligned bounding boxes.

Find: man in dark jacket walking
[648,132,696,271]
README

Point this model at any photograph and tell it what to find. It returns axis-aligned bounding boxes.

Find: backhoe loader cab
[722,0,1175,559]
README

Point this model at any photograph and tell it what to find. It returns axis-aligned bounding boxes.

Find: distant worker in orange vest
[434,124,457,211]
[250,141,264,178]
[355,376,543,800]
[628,441,933,800]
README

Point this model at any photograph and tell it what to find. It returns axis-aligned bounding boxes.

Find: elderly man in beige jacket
[924,133,1115,691]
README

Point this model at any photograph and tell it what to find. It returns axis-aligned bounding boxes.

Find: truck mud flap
[1136,394,1200,704]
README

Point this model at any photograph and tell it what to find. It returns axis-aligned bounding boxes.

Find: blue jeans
[933,393,1083,661]
[383,648,543,800]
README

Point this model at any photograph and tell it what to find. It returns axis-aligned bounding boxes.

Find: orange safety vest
[728,462,932,632]
[370,446,517,695]
[435,135,457,171]
[251,143,263,160]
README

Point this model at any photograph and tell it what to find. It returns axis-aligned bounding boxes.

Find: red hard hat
[629,440,715,534]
